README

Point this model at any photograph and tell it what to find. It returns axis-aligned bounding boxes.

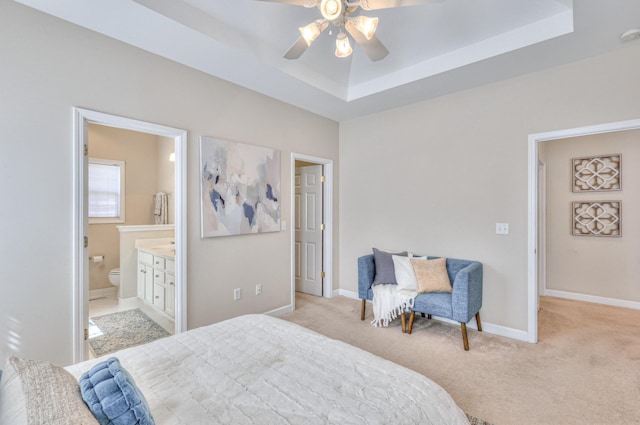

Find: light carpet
[282,293,640,425]
[89,308,170,357]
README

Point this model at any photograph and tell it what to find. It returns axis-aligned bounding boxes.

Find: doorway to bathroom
[86,124,176,358]
[73,108,187,363]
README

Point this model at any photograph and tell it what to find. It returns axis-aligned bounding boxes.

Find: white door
[295,165,323,296]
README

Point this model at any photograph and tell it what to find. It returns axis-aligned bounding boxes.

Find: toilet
[108,268,120,287]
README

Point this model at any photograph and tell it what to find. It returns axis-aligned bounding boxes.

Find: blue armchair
[358,254,483,350]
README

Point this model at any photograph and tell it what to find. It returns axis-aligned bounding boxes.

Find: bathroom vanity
[137,246,175,320]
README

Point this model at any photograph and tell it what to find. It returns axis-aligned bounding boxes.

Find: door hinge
[84,144,88,156]
[84,328,88,341]
[321,223,325,231]
[321,175,326,183]
[321,271,326,279]
[84,236,88,248]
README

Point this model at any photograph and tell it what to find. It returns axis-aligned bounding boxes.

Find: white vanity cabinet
[137,251,154,305]
[137,249,175,320]
[165,259,175,317]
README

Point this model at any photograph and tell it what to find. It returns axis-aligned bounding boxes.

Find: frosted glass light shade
[354,16,378,40]
[299,20,328,46]
[335,32,352,58]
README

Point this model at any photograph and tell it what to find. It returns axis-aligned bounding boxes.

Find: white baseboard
[265,304,293,317]
[481,322,529,342]
[544,289,640,311]
[332,288,529,342]
[429,315,529,342]
[334,288,359,299]
[89,287,117,300]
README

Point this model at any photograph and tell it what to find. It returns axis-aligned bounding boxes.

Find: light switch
[496,223,509,235]
[281,220,287,231]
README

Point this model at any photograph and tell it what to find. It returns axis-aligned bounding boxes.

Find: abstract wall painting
[572,201,621,237]
[200,137,280,237]
[572,154,621,192]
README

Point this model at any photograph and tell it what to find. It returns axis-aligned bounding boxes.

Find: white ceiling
[14,0,640,121]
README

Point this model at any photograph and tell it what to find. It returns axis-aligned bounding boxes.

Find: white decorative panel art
[572,201,621,237]
[572,154,621,192]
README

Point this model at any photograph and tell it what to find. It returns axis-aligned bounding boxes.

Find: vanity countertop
[139,245,175,258]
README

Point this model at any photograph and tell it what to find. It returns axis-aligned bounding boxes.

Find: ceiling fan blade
[254,0,319,7]
[284,37,310,59]
[358,0,443,11]
[284,19,328,59]
[346,22,389,61]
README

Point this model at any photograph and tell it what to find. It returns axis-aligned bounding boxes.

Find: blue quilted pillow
[79,357,154,425]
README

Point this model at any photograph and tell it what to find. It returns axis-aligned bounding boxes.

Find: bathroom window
[88,158,125,224]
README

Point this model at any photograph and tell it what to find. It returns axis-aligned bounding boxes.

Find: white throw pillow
[392,255,426,291]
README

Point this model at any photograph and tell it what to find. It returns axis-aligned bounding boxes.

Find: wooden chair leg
[476,312,482,332]
[461,323,469,351]
[407,311,416,334]
[401,312,406,333]
[361,299,366,321]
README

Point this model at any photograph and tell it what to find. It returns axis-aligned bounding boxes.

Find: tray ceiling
[14,0,640,120]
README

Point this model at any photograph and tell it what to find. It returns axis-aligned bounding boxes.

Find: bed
[8,314,470,424]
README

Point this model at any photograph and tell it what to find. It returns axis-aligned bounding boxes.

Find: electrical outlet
[233,288,241,301]
[496,223,510,235]
[256,284,262,295]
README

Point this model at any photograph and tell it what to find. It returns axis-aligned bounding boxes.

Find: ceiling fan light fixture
[353,15,378,40]
[335,32,353,58]
[299,19,328,46]
[320,0,343,22]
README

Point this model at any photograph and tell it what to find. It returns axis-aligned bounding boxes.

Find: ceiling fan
[256,0,442,61]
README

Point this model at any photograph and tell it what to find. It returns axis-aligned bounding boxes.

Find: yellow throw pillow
[411,257,452,293]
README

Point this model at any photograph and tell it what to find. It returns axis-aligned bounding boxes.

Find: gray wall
[0,1,339,366]
[339,42,640,333]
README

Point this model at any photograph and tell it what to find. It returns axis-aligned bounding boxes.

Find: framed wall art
[572,154,621,192]
[572,201,621,237]
[200,136,281,237]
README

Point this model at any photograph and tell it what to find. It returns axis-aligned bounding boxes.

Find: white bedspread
[67,314,469,425]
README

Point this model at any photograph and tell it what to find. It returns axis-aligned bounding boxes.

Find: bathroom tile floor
[88,296,175,358]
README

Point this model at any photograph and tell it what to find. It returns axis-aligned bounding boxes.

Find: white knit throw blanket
[371,284,417,328]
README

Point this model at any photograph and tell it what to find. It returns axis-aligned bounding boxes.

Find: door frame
[294,164,324,297]
[527,118,640,344]
[537,160,546,304]
[72,108,188,363]
[290,153,334,309]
